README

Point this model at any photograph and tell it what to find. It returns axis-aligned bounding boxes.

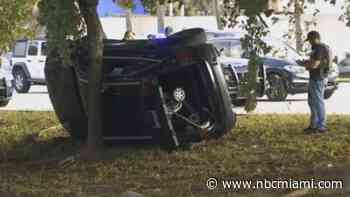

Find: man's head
[305,31,321,45]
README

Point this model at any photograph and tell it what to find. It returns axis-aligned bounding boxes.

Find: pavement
[1,83,350,114]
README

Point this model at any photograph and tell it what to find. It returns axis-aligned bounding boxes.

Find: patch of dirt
[0,192,17,197]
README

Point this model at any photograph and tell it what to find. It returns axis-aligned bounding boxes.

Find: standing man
[299,31,331,134]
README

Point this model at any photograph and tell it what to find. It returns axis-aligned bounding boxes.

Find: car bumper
[288,75,338,94]
[222,64,266,100]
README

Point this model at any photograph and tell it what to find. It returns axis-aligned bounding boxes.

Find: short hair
[306,31,321,41]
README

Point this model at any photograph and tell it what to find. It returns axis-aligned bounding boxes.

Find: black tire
[266,73,288,101]
[45,51,87,141]
[155,60,236,149]
[204,62,236,138]
[0,100,9,107]
[13,68,31,93]
[324,89,335,100]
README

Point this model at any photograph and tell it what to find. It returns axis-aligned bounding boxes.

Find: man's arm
[305,59,321,70]
[297,59,321,70]
[302,47,322,70]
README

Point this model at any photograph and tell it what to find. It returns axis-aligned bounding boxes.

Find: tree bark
[169,2,174,16]
[126,8,133,32]
[213,0,223,30]
[78,0,104,152]
[294,0,303,52]
[157,1,166,33]
[180,3,185,16]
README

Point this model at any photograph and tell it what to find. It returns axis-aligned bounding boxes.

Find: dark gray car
[207,31,339,101]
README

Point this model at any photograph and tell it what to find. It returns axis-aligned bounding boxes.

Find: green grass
[1,112,350,197]
[338,76,350,83]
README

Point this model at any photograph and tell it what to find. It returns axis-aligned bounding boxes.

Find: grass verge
[1,112,350,197]
[338,76,350,83]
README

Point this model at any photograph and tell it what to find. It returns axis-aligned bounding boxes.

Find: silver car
[338,52,350,76]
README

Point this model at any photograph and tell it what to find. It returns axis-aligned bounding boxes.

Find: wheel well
[12,64,30,78]
[13,65,23,73]
[267,71,289,89]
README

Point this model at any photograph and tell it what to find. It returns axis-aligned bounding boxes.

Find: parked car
[207,37,266,106]
[0,55,14,107]
[11,39,47,93]
[206,31,339,101]
[45,28,235,148]
[338,52,350,76]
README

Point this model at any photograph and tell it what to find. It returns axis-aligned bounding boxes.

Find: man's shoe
[317,128,328,134]
[304,127,317,134]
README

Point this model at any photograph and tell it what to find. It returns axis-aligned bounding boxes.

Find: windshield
[210,37,302,62]
[264,37,302,61]
[210,39,242,58]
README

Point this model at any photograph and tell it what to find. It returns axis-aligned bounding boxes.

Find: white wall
[100,16,217,39]
[100,17,127,39]
[268,14,350,59]
[100,14,350,59]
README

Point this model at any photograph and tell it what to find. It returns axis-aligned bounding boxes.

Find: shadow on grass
[0,133,162,166]
[0,135,78,164]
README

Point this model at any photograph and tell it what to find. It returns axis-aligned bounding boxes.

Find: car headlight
[284,65,306,74]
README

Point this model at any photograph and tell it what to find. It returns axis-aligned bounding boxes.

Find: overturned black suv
[45,28,235,148]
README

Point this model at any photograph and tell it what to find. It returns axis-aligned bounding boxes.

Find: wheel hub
[173,88,186,102]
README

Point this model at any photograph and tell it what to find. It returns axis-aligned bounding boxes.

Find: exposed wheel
[13,68,31,93]
[266,73,288,101]
[156,60,236,149]
[0,100,9,107]
[324,89,335,100]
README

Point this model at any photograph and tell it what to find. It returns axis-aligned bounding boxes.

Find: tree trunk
[157,2,166,33]
[294,0,303,52]
[169,2,174,16]
[180,4,185,16]
[78,0,104,153]
[126,8,133,32]
[213,0,223,30]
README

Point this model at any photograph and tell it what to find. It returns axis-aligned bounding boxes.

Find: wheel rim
[165,93,216,139]
[268,74,287,100]
[15,72,24,90]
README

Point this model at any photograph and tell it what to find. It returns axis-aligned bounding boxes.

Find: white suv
[11,39,47,93]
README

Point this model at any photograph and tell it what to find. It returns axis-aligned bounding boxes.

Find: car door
[38,42,47,80]
[26,41,41,79]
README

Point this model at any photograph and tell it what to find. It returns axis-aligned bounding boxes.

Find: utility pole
[294,0,303,52]
[213,0,224,30]
[169,2,174,16]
